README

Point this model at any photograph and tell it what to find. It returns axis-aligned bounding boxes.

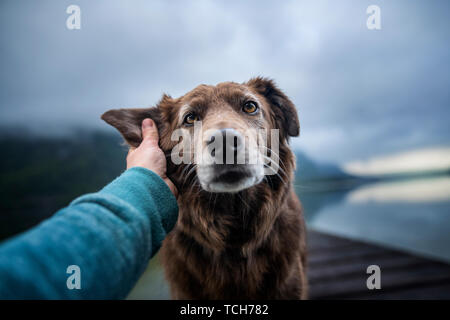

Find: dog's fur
[102,77,308,299]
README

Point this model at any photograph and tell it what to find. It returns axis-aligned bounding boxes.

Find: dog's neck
[168,144,295,256]
[175,173,290,256]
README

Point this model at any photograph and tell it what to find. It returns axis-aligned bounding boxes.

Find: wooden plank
[307,230,450,300]
[310,263,450,299]
[308,243,388,267]
[360,282,450,299]
[308,255,426,284]
[306,231,357,251]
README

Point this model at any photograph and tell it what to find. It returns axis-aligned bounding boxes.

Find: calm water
[127,175,450,299]
[304,175,450,263]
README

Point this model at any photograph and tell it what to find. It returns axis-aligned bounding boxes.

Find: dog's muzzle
[197,128,264,193]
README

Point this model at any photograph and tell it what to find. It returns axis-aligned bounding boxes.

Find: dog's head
[102,77,299,194]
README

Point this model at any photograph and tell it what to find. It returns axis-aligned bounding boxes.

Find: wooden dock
[307,230,450,299]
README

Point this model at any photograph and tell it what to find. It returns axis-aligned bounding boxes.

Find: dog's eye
[183,113,199,125]
[242,101,258,114]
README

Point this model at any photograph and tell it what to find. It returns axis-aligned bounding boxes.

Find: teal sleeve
[0,167,178,299]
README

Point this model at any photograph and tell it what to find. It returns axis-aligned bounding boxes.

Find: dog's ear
[247,77,300,138]
[101,107,161,148]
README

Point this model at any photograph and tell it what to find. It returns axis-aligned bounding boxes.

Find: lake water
[303,175,450,263]
[127,175,450,299]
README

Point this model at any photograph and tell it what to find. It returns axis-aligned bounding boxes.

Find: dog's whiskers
[261,155,289,188]
[260,146,288,174]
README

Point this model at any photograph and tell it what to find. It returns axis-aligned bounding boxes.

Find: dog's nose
[206,129,243,164]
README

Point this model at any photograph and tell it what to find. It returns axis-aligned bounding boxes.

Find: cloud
[0,0,449,163]
[343,146,450,176]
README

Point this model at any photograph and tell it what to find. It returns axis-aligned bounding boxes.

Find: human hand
[126,118,178,197]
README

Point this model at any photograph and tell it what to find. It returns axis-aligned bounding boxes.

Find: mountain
[0,131,127,240]
[295,151,351,181]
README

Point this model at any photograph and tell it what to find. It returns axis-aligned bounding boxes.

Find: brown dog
[102,77,307,299]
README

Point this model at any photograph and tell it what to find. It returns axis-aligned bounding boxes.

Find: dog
[102,77,308,299]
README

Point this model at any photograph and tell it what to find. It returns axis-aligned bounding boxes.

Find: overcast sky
[0,0,449,164]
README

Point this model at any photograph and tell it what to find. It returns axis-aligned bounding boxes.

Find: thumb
[141,118,159,146]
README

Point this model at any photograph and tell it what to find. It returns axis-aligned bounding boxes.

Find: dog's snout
[206,128,243,163]
[207,129,242,148]
[223,129,243,151]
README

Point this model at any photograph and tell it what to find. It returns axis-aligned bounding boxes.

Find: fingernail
[143,118,153,128]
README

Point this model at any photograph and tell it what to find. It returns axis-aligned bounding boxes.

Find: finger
[164,178,178,198]
[126,148,134,163]
[141,118,159,146]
